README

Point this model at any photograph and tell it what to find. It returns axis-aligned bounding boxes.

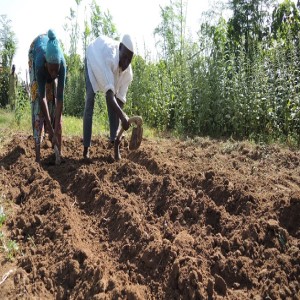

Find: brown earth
[0,133,300,300]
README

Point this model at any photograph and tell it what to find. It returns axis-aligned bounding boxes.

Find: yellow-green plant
[1,233,19,261]
[0,206,6,228]
[0,206,19,261]
[3,239,19,261]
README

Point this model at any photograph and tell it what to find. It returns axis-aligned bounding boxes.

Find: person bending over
[83,34,134,159]
[28,29,66,163]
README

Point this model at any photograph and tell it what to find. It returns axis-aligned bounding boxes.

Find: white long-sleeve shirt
[86,35,133,103]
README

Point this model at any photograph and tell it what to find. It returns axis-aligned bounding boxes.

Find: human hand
[121,115,130,131]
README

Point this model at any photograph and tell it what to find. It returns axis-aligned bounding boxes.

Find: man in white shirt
[83,34,134,159]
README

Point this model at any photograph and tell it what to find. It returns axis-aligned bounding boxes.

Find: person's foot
[83,146,90,159]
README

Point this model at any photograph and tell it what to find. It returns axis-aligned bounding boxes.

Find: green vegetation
[1,0,300,148]
[0,206,6,228]
[0,107,156,143]
[0,104,31,150]
[0,205,19,261]
[0,231,20,261]
[3,239,19,261]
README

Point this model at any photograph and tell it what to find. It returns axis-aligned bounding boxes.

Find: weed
[0,206,19,261]
[0,206,6,228]
[221,140,240,154]
[15,87,30,126]
[4,239,19,261]
[1,231,19,261]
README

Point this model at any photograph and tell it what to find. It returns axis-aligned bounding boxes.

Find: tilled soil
[0,134,299,300]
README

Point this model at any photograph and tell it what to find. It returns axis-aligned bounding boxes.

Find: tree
[89,0,119,41]
[271,0,300,40]
[227,0,275,58]
[154,0,187,61]
[62,0,119,117]
[153,0,194,132]
[0,15,17,107]
[63,0,85,116]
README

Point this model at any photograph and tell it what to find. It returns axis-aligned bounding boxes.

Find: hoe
[114,116,143,161]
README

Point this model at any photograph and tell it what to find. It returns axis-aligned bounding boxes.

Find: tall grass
[127,34,300,147]
[0,105,155,147]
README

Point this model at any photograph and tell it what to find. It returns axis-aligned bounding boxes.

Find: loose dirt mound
[0,134,300,299]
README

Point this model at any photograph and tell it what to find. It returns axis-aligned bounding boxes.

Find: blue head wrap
[46,29,62,64]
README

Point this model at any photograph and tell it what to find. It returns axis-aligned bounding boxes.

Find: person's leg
[28,41,35,137]
[29,79,44,163]
[48,98,62,150]
[106,98,124,142]
[45,82,60,149]
[54,105,62,154]
[83,58,95,157]
[28,42,43,162]
[31,101,35,137]
[32,100,44,163]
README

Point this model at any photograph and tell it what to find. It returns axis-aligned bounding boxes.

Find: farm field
[0,133,300,299]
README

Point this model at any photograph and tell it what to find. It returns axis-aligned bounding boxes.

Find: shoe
[83,147,90,159]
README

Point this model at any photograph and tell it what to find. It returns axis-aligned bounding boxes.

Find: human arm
[37,73,56,145]
[110,66,133,130]
[40,95,56,141]
[106,89,129,130]
[53,61,66,142]
[54,79,63,139]
[115,66,133,103]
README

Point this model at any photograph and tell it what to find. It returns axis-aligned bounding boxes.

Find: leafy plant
[0,15,17,107]
[0,206,6,228]
[3,239,19,261]
[14,85,30,126]
[0,230,19,262]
